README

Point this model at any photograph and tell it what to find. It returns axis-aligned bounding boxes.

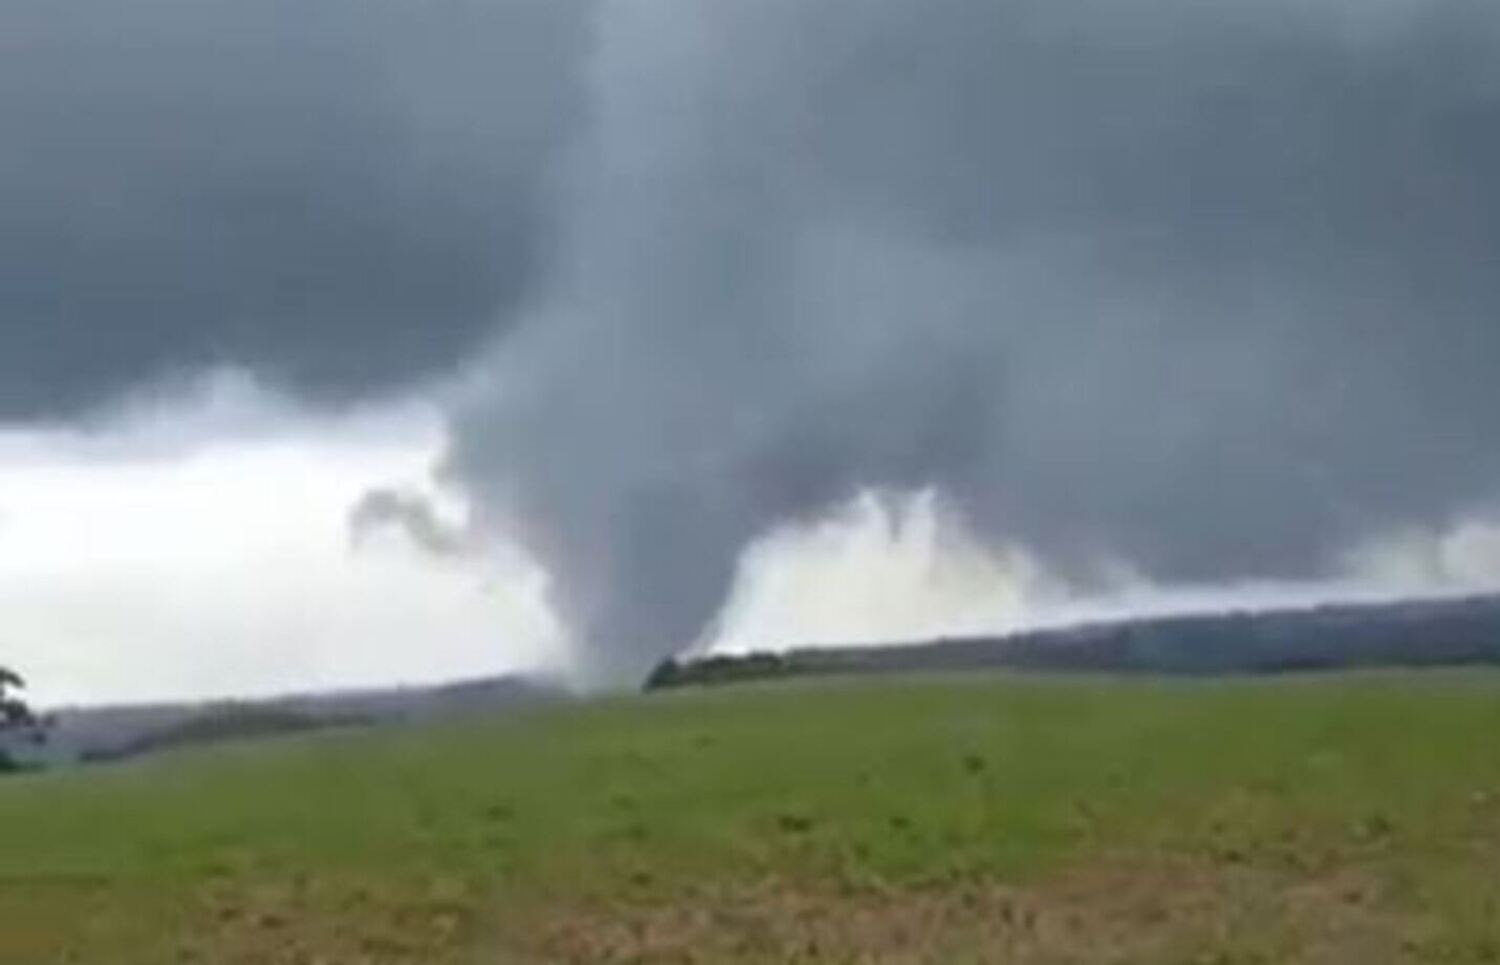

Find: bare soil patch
[500,858,1419,965]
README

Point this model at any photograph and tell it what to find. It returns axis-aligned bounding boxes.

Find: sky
[4,0,1500,703]
[0,375,565,704]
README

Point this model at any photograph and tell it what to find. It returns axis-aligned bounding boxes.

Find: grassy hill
[40,674,564,767]
[6,673,1500,962]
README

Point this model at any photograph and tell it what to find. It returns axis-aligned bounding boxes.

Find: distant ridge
[647,593,1500,690]
[41,674,568,766]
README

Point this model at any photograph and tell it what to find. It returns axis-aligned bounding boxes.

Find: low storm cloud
[0,0,588,415]
[6,0,1500,682]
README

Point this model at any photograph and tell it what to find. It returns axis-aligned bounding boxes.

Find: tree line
[646,593,1500,691]
[0,666,44,772]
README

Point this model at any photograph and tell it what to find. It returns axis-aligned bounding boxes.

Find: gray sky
[0,0,588,416]
[4,0,1500,696]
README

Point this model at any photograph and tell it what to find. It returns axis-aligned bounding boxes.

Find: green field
[6,673,1500,963]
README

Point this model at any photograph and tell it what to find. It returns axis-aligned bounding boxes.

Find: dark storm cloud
[443,0,1500,680]
[349,488,470,557]
[0,0,591,418]
[11,0,1500,683]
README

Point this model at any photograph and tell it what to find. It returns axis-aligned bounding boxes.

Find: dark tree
[0,666,43,772]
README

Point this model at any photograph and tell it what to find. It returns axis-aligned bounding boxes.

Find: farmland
[6,673,1500,962]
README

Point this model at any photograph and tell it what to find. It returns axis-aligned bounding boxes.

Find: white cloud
[1344,516,1500,595]
[710,489,1069,654]
[0,379,564,706]
[709,487,1500,662]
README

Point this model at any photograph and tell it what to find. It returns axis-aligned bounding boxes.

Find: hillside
[39,673,566,766]
[6,673,1500,962]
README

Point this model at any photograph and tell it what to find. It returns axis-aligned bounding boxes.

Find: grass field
[6,673,1500,963]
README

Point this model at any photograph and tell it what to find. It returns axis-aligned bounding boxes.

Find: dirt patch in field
[176,873,485,965]
[4,855,1456,963]
[499,859,1422,965]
